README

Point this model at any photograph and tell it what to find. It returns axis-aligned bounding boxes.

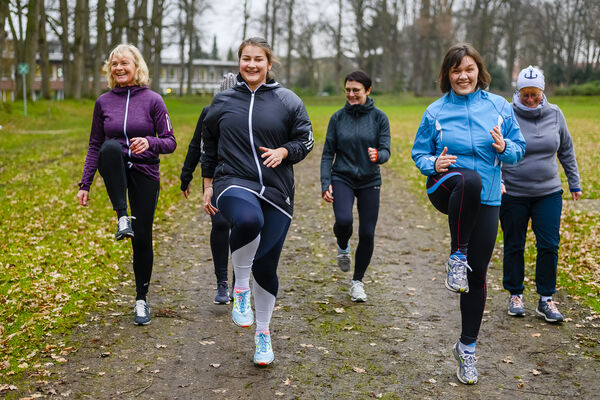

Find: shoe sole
[214,300,231,305]
[350,296,367,302]
[507,310,525,317]
[536,308,563,323]
[254,358,274,366]
[337,258,351,272]
[116,232,134,240]
[444,278,468,293]
[134,320,151,326]
[232,315,253,328]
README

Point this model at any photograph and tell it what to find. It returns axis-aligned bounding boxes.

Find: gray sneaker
[337,245,351,272]
[508,295,525,317]
[214,281,230,304]
[445,254,471,293]
[349,280,367,302]
[536,299,564,323]
[452,342,478,385]
[133,299,151,325]
[116,216,135,240]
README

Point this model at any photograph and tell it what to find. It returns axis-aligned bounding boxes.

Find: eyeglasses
[344,88,363,94]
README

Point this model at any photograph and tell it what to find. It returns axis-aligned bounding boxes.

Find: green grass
[0,94,598,380]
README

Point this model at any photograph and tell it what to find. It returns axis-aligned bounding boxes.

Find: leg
[353,186,380,282]
[460,205,499,345]
[427,168,482,255]
[500,194,531,295]
[530,190,562,297]
[127,169,159,302]
[97,140,128,217]
[332,180,355,250]
[210,211,231,283]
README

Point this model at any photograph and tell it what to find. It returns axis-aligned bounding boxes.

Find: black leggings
[210,211,231,283]
[427,169,498,345]
[98,140,159,301]
[332,180,380,282]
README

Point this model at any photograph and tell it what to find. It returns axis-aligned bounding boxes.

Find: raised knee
[99,139,122,157]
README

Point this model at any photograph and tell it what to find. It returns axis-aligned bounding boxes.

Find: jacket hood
[235,72,279,92]
[110,85,148,95]
[344,96,375,115]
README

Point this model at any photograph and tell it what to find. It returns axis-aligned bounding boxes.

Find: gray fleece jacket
[502,94,581,197]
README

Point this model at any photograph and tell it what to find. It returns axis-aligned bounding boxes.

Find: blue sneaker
[133,299,151,325]
[254,331,274,366]
[508,295,525,317]
[452,342,478,385]
[337,245,351,272]
[536,299,564,323]
[232,288,253,327]
[445,253,471,293]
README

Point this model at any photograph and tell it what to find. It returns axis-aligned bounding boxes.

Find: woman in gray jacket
[501,66,582,323]
[320,70,391,302]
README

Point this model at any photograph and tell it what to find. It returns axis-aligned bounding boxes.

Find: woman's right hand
[182,185,190,199]
[77,190,89,207]
[435,147,457,173]
[322,184,334,203]
[203,187,219,215]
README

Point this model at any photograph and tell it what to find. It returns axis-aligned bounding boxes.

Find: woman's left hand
[490,126,506,153]
[259,146,288,168]
[130,137,150,154]
[572,191,582,201]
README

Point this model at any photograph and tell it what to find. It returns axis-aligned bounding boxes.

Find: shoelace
[352,282,365,295]
[546,300,560,313]
[461,352,478,378]
[135,301,147,317]
[236,291,248,312]
[257,332,270,352]
[511,296,524,308]
[118,216,136,230]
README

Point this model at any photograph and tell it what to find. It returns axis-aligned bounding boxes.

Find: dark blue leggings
[332,180,380,282]
[426,168,498,345]
[217,188,291,297]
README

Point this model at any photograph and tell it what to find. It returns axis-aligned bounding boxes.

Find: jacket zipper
[124,89,132,162]
[247,86,265,194]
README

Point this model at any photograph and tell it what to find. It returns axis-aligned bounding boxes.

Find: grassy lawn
[0,93,598,379]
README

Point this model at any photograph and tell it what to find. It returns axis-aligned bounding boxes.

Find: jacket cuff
[570,188,581,192]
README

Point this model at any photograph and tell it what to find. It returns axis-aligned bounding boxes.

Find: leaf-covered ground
[3,146,598,399]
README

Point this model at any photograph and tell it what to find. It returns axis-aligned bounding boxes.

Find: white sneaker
[349,280,367,302]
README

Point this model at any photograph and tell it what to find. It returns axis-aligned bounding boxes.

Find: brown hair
[438,43,491,93]
[237,37,276,80]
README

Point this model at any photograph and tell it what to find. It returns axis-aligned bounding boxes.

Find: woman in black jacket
[201,37,313,366]
[320,71,391,302]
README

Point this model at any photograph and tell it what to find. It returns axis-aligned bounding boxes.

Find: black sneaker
[116,216,135,240]
[134,299,151,325]
[214,281,230,304]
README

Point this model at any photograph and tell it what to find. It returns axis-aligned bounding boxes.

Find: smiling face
[110,52,137,87]
[449,56,479,96]
[519,87,544,108]
[345,80,371,105]
[239,45,272,91]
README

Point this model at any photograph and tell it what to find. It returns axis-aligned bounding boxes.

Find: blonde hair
[103,44,150,88]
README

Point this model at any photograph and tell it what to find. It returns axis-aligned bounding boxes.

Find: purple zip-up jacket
[79,85,176,191]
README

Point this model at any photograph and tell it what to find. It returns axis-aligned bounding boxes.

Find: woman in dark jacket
[77,44,176,326]
[320,70,391,303]
[201,37,313,366]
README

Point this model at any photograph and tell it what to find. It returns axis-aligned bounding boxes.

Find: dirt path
[9,147,599,399]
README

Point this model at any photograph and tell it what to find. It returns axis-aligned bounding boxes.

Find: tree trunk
[187,0,196,94]
[270,0,279,51]
[38,0,51,99]
[150,0,164,92]
[242,0,249,40]
[334,0,343,87]
[93,0,107,96]
[264,0,270,40]
[72,0,86,100]
[285,0,294,86]
[59,0,71,97]
[24,0,39,99]
[112,0,129,48]
[7,0,25,100]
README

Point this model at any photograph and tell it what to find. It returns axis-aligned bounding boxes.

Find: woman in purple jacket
[77,44,176,326]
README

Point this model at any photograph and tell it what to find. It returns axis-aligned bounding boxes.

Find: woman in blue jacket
[412,43,525,385]
[320,70,391,302]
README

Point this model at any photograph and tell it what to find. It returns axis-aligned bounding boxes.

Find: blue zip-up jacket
[412,89,526,206]
[201,75,314,218]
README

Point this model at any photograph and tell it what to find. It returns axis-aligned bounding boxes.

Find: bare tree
[71,0,87,100]
[349,0,370,69]
[269,0,281,51]
[0,0,9,89]
[242,0,250,40]
[264,0,270,39]
[24,0,39,99]
[59,0,71,97]
[285,0,295,85]
[111,0,129,48]
[93,0,108,96]
[7,0,26,99]
[149,0,165,92]
[38,0,51,99]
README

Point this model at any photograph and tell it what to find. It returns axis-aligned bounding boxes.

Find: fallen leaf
[283,377,291,385]
[275,392,284,396]
[531,369,541,376]
[342,326,354,331]
[517,382,524,388]
[155,344,167,349]
[334,307,345,314]
[502,358,514,364]
[369,342,377,346]
[279,336,290,340]
[449,382,458,387]
[352,366,366,373]
[428,378,437,383]
[199,340,215,345]
[0,384,18,391]
[98,372,105,376]
[531,333,541,338]
[149,370,160,374]
[210,363,221,368]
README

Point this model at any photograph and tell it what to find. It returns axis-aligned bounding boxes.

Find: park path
[10,146,600,399]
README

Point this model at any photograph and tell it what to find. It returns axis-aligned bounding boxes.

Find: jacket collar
[344,96,375,115]
[512,91,547,120]
[235,73,280,93]
[447,88,485,103]
[111,85,147,95]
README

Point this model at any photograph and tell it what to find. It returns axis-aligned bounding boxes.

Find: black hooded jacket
[201,75,314,218]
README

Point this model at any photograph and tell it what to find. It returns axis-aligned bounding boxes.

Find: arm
[202,177,219,215]
[78,101,105,193]
[180,107,209,191]
[555,107,581,197]
[280,96,314,164]
[146,96,177,154]
[200,99,221,178]
[496,107,526,165]
[411,112,438,176]
[372,111,391,164]
[320,114,337,194]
